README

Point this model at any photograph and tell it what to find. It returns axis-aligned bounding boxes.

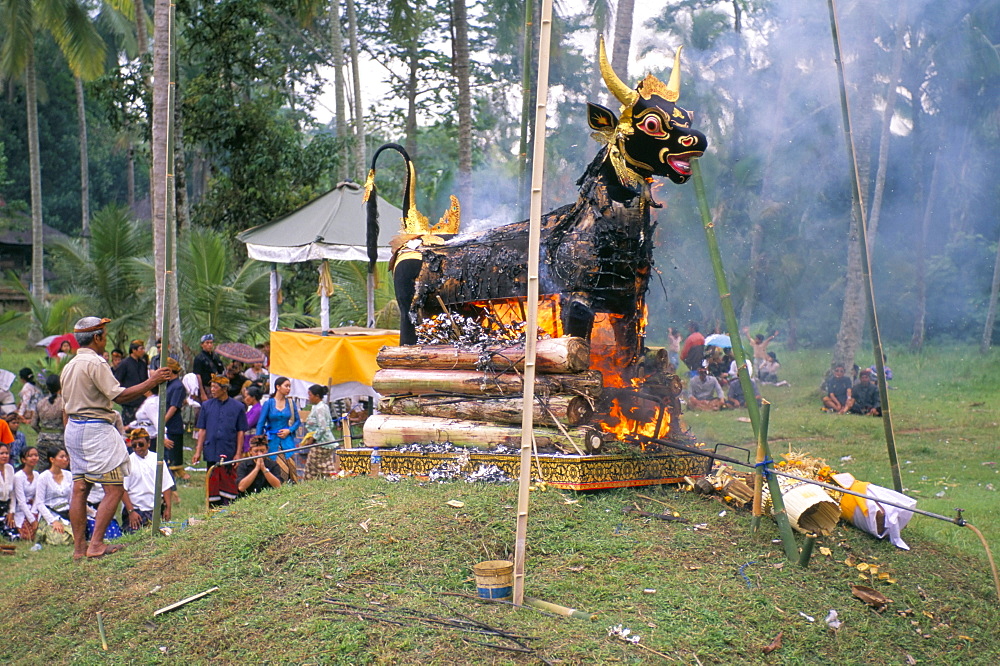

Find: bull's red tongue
[668,156,691,175]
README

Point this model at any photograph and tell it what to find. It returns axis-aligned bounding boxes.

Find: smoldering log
[376,337,590,374]
[380,394,593,427]
[372,368,603,398]
[363,414,596,451]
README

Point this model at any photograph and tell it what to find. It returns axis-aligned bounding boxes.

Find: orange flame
[469,299,670,442]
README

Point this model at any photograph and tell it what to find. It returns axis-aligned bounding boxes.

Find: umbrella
[704,333,732,348]
[46,333,79,358]
[215,342,266,365]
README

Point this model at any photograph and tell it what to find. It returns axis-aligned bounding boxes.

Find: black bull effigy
[365,41,708,383]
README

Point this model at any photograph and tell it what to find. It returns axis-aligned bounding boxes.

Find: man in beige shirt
[62,317,170,561]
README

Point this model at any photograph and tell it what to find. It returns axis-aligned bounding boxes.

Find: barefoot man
[62,317,171,560]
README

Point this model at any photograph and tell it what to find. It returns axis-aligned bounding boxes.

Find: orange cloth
[0,419,12,445]
[269,329,399,386]
[839,479,871,521]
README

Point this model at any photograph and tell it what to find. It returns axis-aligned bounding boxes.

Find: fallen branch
[153,586,220,616]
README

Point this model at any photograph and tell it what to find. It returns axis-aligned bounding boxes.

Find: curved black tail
[364,142,417,275]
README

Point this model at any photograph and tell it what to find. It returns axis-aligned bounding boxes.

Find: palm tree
[0,0,106,305]
[451,0,473,218]
[48,204,153,351]
[345,0,366,178]
[327,261,398,329]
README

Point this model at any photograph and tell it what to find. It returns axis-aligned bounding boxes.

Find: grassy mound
[1,475,997,664]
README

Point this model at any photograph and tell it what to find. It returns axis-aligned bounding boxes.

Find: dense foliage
[0,0,997,350]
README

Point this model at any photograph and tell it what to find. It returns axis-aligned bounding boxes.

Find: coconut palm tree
[47,204,153,351]
[0,0,106,304]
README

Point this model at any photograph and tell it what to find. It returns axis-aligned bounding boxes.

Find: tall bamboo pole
[751,400,770,532]
[691,159,798,561]
[152,1,177,534]
[513,0,553,608]
[826,0,901,492]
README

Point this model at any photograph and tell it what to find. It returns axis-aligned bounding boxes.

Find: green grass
[0,345,998,664]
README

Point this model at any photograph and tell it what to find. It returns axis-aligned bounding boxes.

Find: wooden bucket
[472,560,514,600]
[782,483,840,535]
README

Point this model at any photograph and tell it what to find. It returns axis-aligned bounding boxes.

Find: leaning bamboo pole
[152,0,177,535]
[691,159,798,561]
[826,0,901,492]
[513,0,554,608]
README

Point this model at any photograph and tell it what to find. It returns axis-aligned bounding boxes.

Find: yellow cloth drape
[270,329,399,386]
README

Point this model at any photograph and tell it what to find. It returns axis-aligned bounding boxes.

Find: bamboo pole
[826,0,901,493]
[152,1,177,536]
[513,0,553,608]
[690,159,798,560]
[751,400,770,532]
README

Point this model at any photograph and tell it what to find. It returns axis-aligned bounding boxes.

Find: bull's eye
[637,114,664,136]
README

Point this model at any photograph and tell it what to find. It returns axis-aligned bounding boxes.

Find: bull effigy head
[589,38,708,188]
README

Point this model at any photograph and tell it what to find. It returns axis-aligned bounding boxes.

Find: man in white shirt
[121,429,176,532]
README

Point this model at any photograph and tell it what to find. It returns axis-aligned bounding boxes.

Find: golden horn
[599,37,638,107]
[665,46,683,102]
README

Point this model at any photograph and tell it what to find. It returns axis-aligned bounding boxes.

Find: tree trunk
[377,337,591,374]
[363,413,592,452]
[404,42,419,160]
[372,368,604,397]
[345,0,365,179]
[134,0,149,58]
[174,104,189,231]
[451,0,473,219]
[910,155,939,352]
[980,225,1000,354]
[832,6,875,371]
[380,394,592,427]
[26,51,45,306]
[126,145,136,210]
[329,0,349,182]
[75,77,90,243]
[152,0,180,348]
[610,0,634,76]
[867,3,907,241]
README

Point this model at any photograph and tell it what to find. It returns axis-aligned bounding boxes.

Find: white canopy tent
[237,181,402,329]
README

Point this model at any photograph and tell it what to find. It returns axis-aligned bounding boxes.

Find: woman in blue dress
[256,377,301,466]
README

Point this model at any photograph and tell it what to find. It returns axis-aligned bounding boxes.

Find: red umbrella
[215,342,266,365]
[47,333,79,358]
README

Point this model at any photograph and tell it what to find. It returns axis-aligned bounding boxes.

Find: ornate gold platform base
[337,448,711,491]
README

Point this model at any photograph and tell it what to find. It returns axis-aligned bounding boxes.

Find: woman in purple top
[243,385,263,453]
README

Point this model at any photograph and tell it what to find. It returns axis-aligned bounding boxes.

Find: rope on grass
[965,523,1000,602]
[739,561,758,589]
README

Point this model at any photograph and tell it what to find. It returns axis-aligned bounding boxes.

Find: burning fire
[470,298,671,443]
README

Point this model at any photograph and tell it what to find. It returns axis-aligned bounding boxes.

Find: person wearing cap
[686,364,725,411]
[61,317,171,560]
[120,428,175,533]
[160,358,189,477]
[849,369,881,416]
[193,374,248,470]
[193,334,225,402]
[113,339,149,424]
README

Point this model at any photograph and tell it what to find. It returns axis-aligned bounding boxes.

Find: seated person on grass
[726,376,761,409]
[849,369,882,416]
[686,366,726,411]
[121,429,176,533]
[236,436,283,498]
[821,363,854,414]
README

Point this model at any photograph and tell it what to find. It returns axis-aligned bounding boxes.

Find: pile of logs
[365,336,606,453]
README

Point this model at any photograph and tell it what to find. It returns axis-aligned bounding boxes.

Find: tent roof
[236,181,403,264]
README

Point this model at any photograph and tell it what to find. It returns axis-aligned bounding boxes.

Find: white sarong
[64,419,131,480]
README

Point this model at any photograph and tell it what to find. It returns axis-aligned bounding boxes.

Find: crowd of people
[661,321,885,417]
[0,317,350,557]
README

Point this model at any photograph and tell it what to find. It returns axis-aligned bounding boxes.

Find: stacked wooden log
[366,337,604,453]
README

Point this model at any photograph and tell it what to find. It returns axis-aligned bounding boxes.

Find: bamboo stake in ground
[513,0,554,608]
[751,401,771,532]
[825,0,901,493]
[691,159,798,561]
